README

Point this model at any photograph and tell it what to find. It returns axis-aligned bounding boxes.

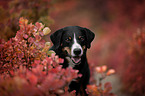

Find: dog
[50,26,95,96]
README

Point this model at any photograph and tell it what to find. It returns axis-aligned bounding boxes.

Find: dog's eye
[79,36,84,41]
[65,37,72,42]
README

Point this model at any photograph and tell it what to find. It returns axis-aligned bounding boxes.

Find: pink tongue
[72,57,81,64]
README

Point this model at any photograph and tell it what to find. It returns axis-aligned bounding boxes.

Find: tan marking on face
[69,37,71,40]
[83,46,86,50]
[79,36,81,39]
[64,47,71,55]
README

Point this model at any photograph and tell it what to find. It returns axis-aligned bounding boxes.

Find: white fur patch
[66,33,83,68]
[71,33,83,57]
[66,57,75,68]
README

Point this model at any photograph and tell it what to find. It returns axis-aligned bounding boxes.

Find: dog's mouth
[64,50,81,65]
[71,56,81,64]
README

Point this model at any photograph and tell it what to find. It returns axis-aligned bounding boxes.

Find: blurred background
[0,0,145,96]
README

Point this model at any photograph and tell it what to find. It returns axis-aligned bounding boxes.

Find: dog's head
[50,26,95,65]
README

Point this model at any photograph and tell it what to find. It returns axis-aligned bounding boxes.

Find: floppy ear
[50,29,63,49]
[83,28,95,49]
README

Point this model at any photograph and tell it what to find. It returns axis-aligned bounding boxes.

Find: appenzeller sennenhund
[50,26,95,96]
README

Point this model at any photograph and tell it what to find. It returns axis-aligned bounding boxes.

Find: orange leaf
[106,69,115,76]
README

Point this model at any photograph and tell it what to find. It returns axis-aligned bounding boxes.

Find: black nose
[73,48,81,56]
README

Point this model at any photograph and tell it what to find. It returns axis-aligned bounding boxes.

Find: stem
[46,62,48,75]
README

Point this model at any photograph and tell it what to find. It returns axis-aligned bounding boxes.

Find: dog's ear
[50,29,63,49]
[83,28,95,49]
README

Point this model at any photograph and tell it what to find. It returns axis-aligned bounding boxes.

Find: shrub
[122,29,145,96]
[87,65,116,96]
[0,18,78,96]
[0,0,54,41]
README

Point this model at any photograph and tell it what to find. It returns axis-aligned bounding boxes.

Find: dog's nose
[73,48,81,56]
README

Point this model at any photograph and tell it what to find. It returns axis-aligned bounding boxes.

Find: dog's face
[50,26,95,65]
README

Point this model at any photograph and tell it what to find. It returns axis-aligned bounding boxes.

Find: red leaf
[27,72,38,85]
[104,82,112,93]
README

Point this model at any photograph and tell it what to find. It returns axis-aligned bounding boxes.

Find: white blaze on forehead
[71,33,83,56]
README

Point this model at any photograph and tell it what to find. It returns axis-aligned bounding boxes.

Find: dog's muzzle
[71,48,82,64]
[64,48,82,65]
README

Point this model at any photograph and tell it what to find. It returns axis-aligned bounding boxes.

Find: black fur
[50,26,95,96]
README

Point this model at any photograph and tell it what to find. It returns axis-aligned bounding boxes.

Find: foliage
[88,25,145,96]
[0,18,116,96]
[0,18,78,96]
[122,29,145,96]
[0,0,54,41]
[1,0,145,95]
[87,65,116,96]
